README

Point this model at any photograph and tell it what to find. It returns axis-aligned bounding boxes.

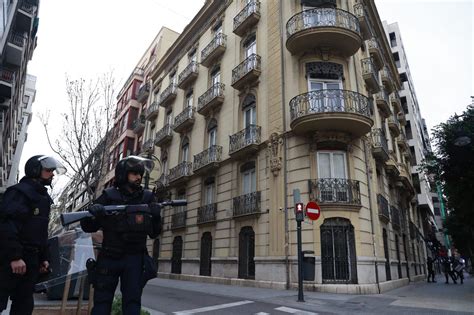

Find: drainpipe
[279,0,290,290]
[354,56,381,293]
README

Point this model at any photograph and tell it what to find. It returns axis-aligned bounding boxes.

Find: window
[410,146,417,165]
[204,178,215,204]
[306,62,343,111]
[118,141,125,161]
[185,89,193,108]
[242,95,256,128]
[210,66,221,85]
[399,72,408,82]
[161,151,168,175]
[212,21,223,34]
[401,96,408,114]
[405,123,413,140]
[208,119,217,147]
[166,110,173,125]
[317,151,347,179]
[188,48,197,62]
[412,173,421,194]
[243,34,256,58]
[392,52,400,68]
[389,32,397,47]
[169,71,177,85]
[241,162,256,195]
[181,137,189,162]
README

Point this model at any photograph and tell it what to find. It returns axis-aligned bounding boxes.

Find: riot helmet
[114,155,154,187]
[24,155,67,178]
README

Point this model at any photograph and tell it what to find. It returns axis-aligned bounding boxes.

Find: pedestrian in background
[427,257,436,283]
[453,257,465,284]
[443,256,457,284]
[0,155,66,314]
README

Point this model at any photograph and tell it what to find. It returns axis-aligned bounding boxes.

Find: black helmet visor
[124,156,154,174]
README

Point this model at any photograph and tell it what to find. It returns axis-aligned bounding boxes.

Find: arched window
[208,119,218,147]
[240,162,256,195]
[204,177,215,205]
[242,94,256,128]
[181,137,190,162]
[320,217,357,284]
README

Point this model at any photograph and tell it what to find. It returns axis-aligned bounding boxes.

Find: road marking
[142,307,166,315]
[275,306,319,315]
[174,300,254,314]
[254,313,270,315]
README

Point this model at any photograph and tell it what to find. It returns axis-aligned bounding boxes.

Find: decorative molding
[311,131,352,145]
[267,132,284,176]
[306,61,343,80]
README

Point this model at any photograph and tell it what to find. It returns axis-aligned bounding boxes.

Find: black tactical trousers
[0,251,39,315]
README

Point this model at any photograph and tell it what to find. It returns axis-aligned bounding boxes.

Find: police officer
[0,155,66,314]
[80,156,162,315]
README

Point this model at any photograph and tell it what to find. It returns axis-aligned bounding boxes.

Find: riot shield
[35,228,96,300]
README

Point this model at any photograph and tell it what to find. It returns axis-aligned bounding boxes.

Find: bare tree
[40,71,116,203]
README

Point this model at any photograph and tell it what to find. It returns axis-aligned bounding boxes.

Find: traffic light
[295,202,304,222]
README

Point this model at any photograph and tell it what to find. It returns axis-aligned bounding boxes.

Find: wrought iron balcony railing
[308,178,361,205]
[231,53,261,87]
[167,161,192,183]
[171,211,186,229]
[286,8,360,38]
[377,194,390,222]
[19,1,36,14]
[177,61,199,88]
[233,191,261,217]
[141,138,154,153]
[201,33,227,66]
[289,89,370,121]
[136,83,150,102]
[159,83,177,106]
[173,106,195,132]
[197,203,217,224]
[197,83,225,114]
[9,32,26,47]
[229,124,261,155]
[145,101,159,120]
[193,145,222,172]
[154,123,173,145]
[391,205,401,230]
[371,128,389,155]
[233,0,260,35]
[0,68,14,83]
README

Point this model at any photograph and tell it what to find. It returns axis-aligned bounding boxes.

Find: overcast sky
[20,0,473,177]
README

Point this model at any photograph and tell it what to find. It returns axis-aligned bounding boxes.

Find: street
[141,274,474,315]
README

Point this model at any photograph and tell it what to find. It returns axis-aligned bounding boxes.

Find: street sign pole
[293,189,304,302]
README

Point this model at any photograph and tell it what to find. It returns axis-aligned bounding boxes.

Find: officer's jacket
[80,186,160,255]
[0,177,53,262]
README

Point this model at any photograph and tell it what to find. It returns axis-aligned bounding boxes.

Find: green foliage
[424,104,474,260]
[111,296,151,315]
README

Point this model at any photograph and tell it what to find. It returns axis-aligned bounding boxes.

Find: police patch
[33,208,40,215]
[135,214,144,224]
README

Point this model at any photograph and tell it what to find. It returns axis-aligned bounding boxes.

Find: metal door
[383,229,391,281]
[171,236,182,274]
[200,232,212,276]
[320,218,357,284]
[238,227,255,279]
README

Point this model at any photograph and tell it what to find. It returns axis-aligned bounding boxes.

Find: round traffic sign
[305,201,321,221]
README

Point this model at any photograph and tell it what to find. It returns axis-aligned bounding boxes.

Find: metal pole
[297,219,304,302]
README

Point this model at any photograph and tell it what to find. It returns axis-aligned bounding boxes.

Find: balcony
[397,162,413,193]
[384,158,400,177]
[381,67,395,93]
[193,145,222,174]
[177,61,199,89]
[141,138,154,154]
[397,133,409,152]
[167,161,192,185]
[397,111,407,126]
[154,124,173,147]
[0,68,15,98]
[375,87,391,118]
[289,89,372,137]
[5,32,26,67]
[353,3,370,40]
[233,0,261,37]
[159,83,177,107]
[229,124,261,159]
[231,54,261,90]
[197,83,225,116]
[197,203,217,225]
[136,83,150,103]
[17,1,36,31]
[286,8,361,57]
[388,115,401,137]
[377,194,390,223]
[391,205,401,231]
[371,128,389,162]
[367,38,383,71]
[232,191,261,218]
[361,58,380,93]
[390,91,402,114]
[145,101,159,121]
[171,211,186,230]
[201,33,227,67]
[173,106,195,134]
[308,178,361,211]
[155,173,169,192]
[131,115,145,134]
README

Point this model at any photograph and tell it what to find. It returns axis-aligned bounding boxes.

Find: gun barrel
[161,199,187,207]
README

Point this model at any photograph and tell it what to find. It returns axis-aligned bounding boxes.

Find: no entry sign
[305,201,321,221]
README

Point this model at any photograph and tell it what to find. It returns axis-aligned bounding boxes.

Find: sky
[20,0,473,178]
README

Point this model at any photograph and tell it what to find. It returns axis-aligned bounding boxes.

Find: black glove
[88,204,106,217]
[149,202,161,217]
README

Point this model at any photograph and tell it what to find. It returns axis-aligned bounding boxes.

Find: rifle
[60,200,187,227]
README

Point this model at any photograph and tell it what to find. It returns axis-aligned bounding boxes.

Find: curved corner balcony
[289,89,373,137]
[286,8,361,56]
[308,178,362,212]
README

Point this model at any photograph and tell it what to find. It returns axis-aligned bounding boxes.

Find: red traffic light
[296,202,304,212]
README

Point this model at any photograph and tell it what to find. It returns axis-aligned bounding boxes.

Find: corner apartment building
[383,21,438,253]
[0,0,39,198]
[98,27,180,191]
[127,0,428,293]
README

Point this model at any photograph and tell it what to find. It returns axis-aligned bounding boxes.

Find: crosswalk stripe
[254,313,270,315]
[173,300,254,314]
[275,306,319,315]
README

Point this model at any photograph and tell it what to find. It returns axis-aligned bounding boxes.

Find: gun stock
[60,211,92,226]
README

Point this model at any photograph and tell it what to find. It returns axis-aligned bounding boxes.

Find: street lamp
[140,151,162,190]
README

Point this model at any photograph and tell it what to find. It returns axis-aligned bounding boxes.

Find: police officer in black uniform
[80,156,162,315]
[0,155,66,314]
